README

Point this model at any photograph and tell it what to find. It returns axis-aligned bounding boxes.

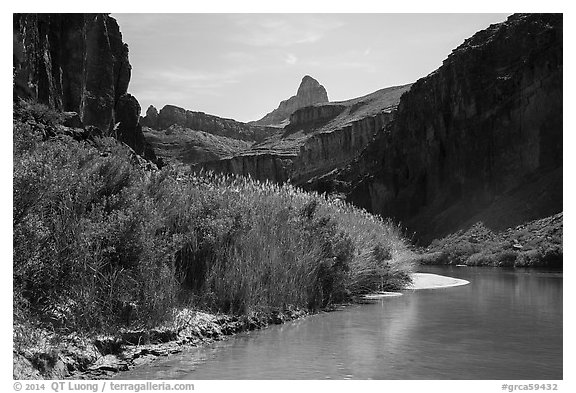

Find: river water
[117,266,562,380]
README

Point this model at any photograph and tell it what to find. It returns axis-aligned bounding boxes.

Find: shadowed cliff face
[251,75,329,127]
[13,13,154,160]
[336,13,562,242]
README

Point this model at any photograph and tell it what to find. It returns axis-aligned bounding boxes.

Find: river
[116,266,562,379]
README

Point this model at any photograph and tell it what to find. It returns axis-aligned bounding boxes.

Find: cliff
[334,13,562,242]
[13,13,154,160]
[143,125,251,170]
[251,75,329,127]
[196,84,411,184]
[141,104,277,143]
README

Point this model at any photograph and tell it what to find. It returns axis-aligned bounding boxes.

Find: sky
[112,14,510,123]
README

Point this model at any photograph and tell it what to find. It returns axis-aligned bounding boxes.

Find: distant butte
[250,75,329,127]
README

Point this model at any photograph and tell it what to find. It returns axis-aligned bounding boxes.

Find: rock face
[334,13,562,242]
[141,104,276,143]
[196,84,411,184]
[13,13,153,160]
[143,125,252,170]
[251,75,329,126]
[141,105,159,128]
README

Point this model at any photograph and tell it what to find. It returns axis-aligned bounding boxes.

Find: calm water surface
[117,266,562,379]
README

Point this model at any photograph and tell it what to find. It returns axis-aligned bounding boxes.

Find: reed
[13,101,414,334]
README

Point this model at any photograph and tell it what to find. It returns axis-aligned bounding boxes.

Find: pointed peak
[296,75,327,101]
[299,75,320,87]
[252,75,329,126]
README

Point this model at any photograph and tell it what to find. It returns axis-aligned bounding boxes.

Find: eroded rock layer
[196,84,411,184]
[143,125,252,170]
[141,104,276,143]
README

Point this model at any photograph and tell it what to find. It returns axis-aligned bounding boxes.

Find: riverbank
[412,213,562,268]
[12,271,480,379]
[13,307,309,379]
[13,101,414,380]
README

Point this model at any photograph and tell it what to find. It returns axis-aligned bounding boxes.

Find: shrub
[515,249,543,267]
[467,252,496,266]
[494,250,518,267]
[14,110,414,334]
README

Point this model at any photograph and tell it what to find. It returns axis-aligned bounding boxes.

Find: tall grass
[13,101,414,334]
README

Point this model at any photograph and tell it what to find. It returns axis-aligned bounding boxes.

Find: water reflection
[116,266,562,380]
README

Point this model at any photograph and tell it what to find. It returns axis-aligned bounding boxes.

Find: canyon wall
[199,153,296,183]
[292,111,395,185]
[142,104,276,143]
[337,13,562,241]
[143,125,252,169]
[13,13,154,159]
[195,85,411,184]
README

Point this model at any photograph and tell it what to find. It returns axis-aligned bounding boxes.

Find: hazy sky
[112,13,511,122]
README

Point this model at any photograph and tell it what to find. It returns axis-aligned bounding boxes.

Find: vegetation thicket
[13,100,414,337]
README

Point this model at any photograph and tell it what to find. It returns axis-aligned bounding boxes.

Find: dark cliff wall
[13,13,154,160]
[340,13,562,241]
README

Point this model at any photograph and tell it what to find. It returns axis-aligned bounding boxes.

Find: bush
[467,252,496,266]
[14,111,414,334]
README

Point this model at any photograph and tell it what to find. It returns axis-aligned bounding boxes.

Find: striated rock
[195,84,411,184]
[13,13,153,161]
[14,14,129,132]
[143,124,251,169]
[252,75,329,127]
[334,13,562,242]
[145,104,278,143]
[199,153,296,183]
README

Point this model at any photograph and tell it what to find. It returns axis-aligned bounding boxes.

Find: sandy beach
[407,273,470,290]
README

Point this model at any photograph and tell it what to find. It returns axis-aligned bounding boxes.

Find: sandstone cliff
[143,125,251,170]
[196,84,411,184]
[251,75,329,127]
[13,13,154,160]
[333,13,562,242]
[141,104,277,143]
